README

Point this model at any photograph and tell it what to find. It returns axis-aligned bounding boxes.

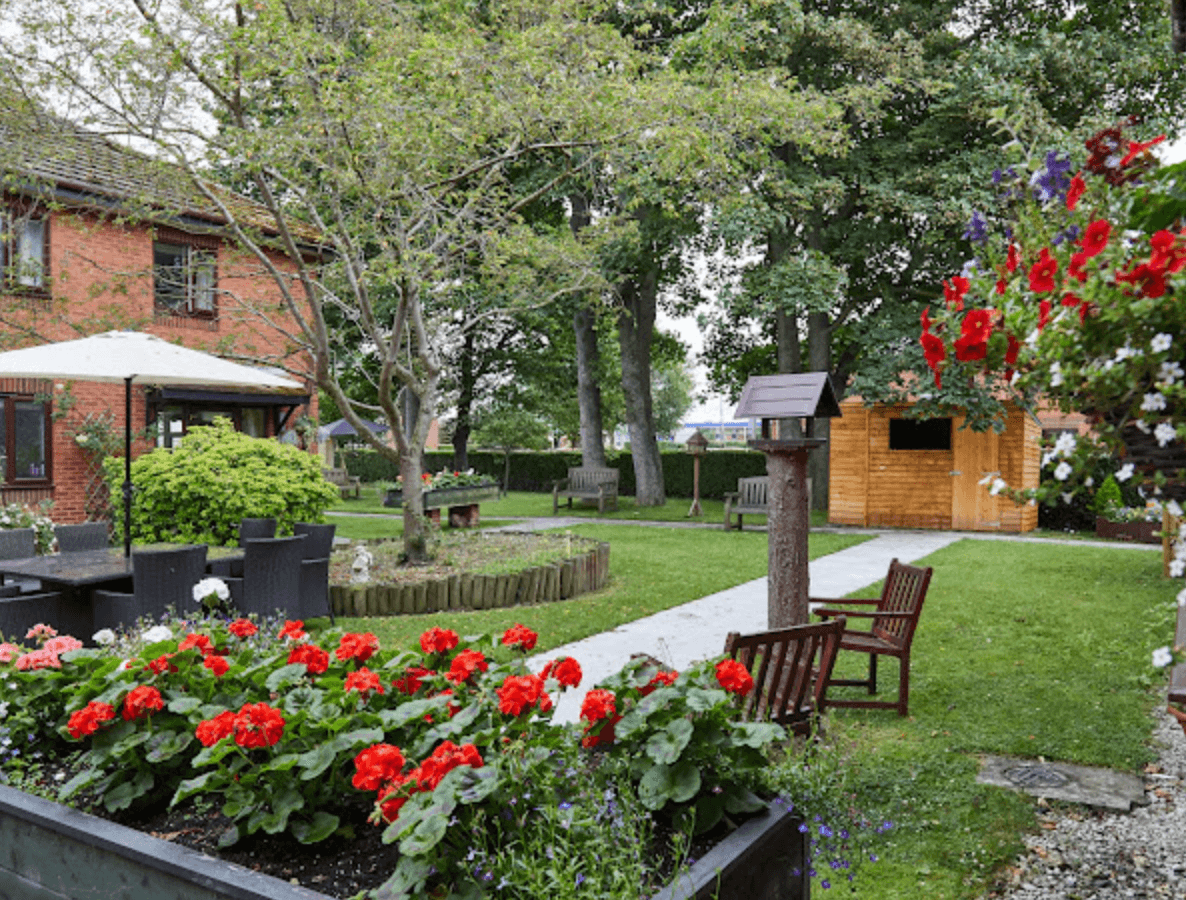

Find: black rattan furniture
[92,545,209,631]
[293,523,336,623]
[223,536,305,619]
[55,523,110,553]
[210,518,278,578]
[0,528,38,595]
[0,591,71,642]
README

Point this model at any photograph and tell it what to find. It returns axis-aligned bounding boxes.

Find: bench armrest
[815,608,914,620]
[552,478,570,491]
[809,597,879,607]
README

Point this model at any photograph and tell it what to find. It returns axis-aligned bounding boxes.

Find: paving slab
[977,755,1149,812]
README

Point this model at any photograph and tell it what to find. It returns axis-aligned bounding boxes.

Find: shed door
[950,420,1001,530]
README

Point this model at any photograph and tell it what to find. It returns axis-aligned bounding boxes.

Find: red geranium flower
[579,689,616,724]
[1066,173,1086,211]
[345,667,385,698]
[640,670,679,697]
[336,632,379,663]
[581,714,621,749]
[377,775,416,823]
[352,743,406,792]
[67,701,116,739]
[419,627,460,655]
[122,685,165,721]
[1081,219,1111,258]
[144,653,178,675]
[228,618,258,639]
[501,624,538,652]
[1027,248,1058,293]
[179,633,214,657]
[278,620,307,641]
[195,710,237,747]
[445,649,488,684]
[203,654,230,677]
[393,665,435,695]
[413,741,483,792]
[288,642,330,675]
[540,656,582,689]
[715,658,755,696]
[233,702,285,749]
[496,674,551,717]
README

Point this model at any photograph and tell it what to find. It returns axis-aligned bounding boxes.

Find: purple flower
[963,209,988,244]
[575,873,585,886]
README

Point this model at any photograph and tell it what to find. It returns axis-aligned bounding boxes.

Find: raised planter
[0,784,806,900]
[330,539,610,618]
[383,483,500,511]
[1095,516,1161,544]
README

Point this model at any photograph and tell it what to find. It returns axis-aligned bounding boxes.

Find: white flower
[1061,492,1075,505]
[1159,361,1184,385]
[1177,587,1186,607]
[141,625,173,644]
[1115,345,1142,362]
[1116,463,1135,482]
[1084,476,1094,488]
[0,701,8,719]
[978,474,993,486]
[1152,646,1175,668]
[1049,361,1063,387]
[116,659,136,672]
[1155,422,1178,448]
[1134,419,1151,434]
[989,478,1007,496]
[1141,392,1167,412]
[1041,451,1056,468]
[1053,432,1077,457]
[1054,461,1073,482]
[1169,501,1184,518]
[92,628,116,646]
[193,577,230,603]
[1171,559,1186,578]
[1151,333,1173,353]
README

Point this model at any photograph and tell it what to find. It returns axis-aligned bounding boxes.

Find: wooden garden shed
[828,398,1040,532]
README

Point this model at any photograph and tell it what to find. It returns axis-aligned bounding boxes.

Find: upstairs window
[154,240,216,316]
[1,211,48,291]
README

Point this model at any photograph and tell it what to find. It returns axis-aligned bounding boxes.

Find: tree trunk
[573,304,607,468]
[618,267,665,506]
[399,446,429,563]
[452,331,475,471]
[775,304,803,441]
[807,310,832,513]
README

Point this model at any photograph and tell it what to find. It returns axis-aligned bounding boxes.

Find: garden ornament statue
[351,543,373,584]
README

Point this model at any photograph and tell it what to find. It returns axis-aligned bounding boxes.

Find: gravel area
[993,706,1186,899]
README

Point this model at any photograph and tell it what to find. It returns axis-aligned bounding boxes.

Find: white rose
[92,628,116,646]
[141,625,173,644]
[1053,461,1073,482]
[1152,646,1174,668]
[193,577,230,603]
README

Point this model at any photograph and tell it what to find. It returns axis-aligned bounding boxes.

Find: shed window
[889,417,951,451]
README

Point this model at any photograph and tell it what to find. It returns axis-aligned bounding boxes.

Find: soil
[329,531,596,587]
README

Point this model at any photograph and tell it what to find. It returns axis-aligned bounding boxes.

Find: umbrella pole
[123,376,133,558]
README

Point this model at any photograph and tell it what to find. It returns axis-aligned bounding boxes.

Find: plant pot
[1095,516,1161,544]
[649,801,810,900]
[383,483,500,510]
[0,783,332,900]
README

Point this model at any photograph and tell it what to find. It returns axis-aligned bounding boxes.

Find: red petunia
[203,654,230,677]
[1081,219,1111,258]
[419,627,460,656]
[1037,298,1051,332]
[179,633,214,657]
[445,649,488,684]
[579,689,616,724]
[228,618,258,639]
[352,743,406,792]
[1119,134,1165,167]
[1027,248,1058,293]
[920,331,946,371]
[954,308,995,362]
[288,643,330,675]
[195,710,237,747]
[1066,173,1086,211]
[122,685,165,721]
[496,674,551,717]
[233,702,285,749]
[540,656,582,689]
[345,667,385,698]
[501,624,538,652]
[1068,252,1089,283]
[1060,292,1083,308]
[920,306,933,333]
[715,658,755,696]
[995,278,1006,295]
[278,620,307,641]
[67,701,116,739]
[336,632,379,663]
[943,277,969,311]
[393,665,435,695]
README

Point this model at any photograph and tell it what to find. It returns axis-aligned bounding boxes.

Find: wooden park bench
[812,558,933,717]
[323,467,361,499]
[552,467,619,515]
[1168,592,1186,737]
[723,617,847,737]
[723,476,770,531]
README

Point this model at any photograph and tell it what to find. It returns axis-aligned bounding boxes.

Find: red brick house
[0,110,321,524]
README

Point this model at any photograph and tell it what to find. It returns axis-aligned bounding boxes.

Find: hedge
[342,448,770,499]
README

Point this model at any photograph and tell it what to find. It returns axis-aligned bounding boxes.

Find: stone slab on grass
[977,755,1148,812]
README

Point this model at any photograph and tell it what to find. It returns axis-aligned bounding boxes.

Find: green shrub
[1091,473,1124,518]
[105,418,339,546]
[0,501,56,554]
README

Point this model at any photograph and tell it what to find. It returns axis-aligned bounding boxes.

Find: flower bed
[1094,516,1161,544]
[0,618,845,899]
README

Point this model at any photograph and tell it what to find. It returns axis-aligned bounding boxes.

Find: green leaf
[172,771,224,805]
[296,743,336,780]
[722,784,766,815]
[667,761,701,803]
[456,766,501,804]
[685,687,728,712]
[399,809,449,856]
[731,721,785,748]
[58,767,103,802]
[291,811,340,844]
[645,718,694,765]
[145,729,193,763]
[166,696,203,714]
[329,726,385,753]
[372,857,434,900]
[265,663,309,692]
[382,699,440,728]
[103,770,153,812]
[693,793,724,834]
[638,762,700,810]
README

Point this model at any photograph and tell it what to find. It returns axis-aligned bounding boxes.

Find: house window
[1,211,48,291]
[889,417,952,451]
[153,240,216,316]
[0,396,52,484]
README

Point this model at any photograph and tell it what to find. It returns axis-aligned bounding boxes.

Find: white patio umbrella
[0,331,306,556]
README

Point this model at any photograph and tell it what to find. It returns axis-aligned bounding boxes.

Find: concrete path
[528,529,965,724]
